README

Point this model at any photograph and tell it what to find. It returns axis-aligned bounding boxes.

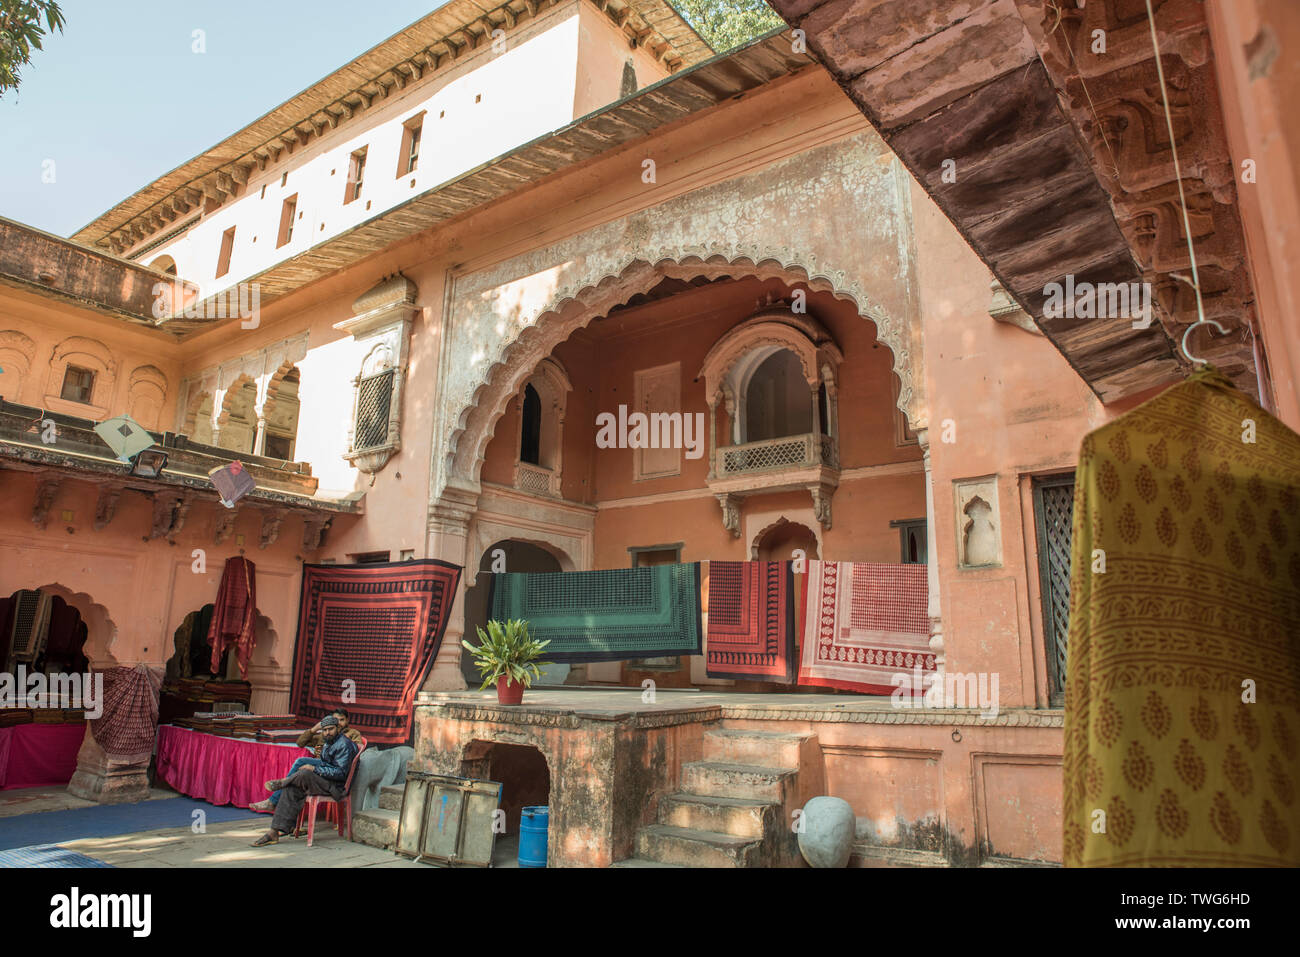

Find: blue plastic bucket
[519,805,549,868]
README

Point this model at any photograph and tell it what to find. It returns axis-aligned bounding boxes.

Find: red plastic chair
[294,736,366,846]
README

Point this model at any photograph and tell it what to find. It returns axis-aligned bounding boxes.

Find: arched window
[743,349,813,442]
[217,377,258,454]
[262,367,301,460]
[520,384,542,465]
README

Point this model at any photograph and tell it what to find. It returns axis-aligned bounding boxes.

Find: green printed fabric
[488,564,702,662]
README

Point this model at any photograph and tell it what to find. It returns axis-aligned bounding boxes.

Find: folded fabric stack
[256,728,304,743]
[0,709,33,727]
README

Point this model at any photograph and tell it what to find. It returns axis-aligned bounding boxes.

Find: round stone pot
[797,796,856,868]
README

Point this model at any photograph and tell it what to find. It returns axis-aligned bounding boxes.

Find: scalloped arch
[29,582,121,666]
[437,251,921,504]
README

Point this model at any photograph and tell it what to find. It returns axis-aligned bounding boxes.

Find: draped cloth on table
[290,560,461,745]
[207,557,257,678]
[488,564,703,662]
[1064,366,1300,867]
[90,664,164,763]
[705,561,796,683]
[796,561,932,694]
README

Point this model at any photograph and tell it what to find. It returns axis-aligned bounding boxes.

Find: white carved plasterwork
[464,484,595,588]
[430,132,926,511]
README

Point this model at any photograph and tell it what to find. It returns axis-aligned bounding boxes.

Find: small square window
[277,195,298,248]
[398,118,422,177]
[215,226,236,278]
[60,365,95,404]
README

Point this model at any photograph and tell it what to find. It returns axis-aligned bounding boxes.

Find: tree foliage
[669,0,784,54]
[0,0,64,97]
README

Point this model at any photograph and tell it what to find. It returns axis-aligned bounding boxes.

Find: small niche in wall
[954,478,1001,568]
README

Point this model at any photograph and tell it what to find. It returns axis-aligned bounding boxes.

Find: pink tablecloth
[155,725,310,809]
[0,723,86,789]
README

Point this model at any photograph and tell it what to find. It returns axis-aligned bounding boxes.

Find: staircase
[350,785,403,850]
[614,724,822,868]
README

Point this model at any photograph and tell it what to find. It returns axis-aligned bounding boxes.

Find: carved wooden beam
[32,478,59,530]
[93,485,123,530]
[168,494,195,540]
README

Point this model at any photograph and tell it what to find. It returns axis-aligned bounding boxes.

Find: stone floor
[0,784,173,819]
[58,817,426,868]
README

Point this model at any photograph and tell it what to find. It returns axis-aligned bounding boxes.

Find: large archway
[435,252,924,507]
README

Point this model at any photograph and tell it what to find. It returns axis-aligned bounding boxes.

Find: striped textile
[705,561,795,683]
[797,561,932,694]
[488,564,702,662]
[290,560,461,745]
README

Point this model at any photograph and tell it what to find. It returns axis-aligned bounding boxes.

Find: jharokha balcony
[708,431,840,538]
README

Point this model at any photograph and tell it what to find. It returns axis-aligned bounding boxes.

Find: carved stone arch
[47,335,117,409]
[437,251,920,506]
[30,582,120,667]
[749,515,822,561]
[126,365,168,430]
[360,339,396,377]
[183,388,215,443]
[214,371,259,452]
[260,358,300,422]
[0,329,36,401]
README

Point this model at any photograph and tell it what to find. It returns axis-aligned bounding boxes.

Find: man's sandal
[251,830,280,847]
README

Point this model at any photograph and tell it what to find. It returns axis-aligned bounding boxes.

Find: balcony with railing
[514,461,561,498]
[715,432,838,477]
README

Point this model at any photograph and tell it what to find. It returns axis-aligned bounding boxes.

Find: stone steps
[659,792,777,839]
[681,760,798,803]
[351,807,399,851]
[609,858,684,868]
[379,784,404,811]
[635,824,764,868]
[702,727,816,768]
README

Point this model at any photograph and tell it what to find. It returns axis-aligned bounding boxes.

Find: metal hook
[1181,319,1229,365]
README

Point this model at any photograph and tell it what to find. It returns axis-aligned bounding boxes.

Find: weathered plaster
[429,132,926,511]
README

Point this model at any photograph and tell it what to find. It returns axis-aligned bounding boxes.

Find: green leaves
[460,618,552,691]
[0,1,66,98]
[667,0,782,54]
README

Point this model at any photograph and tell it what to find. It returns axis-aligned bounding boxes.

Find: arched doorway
[460,540,567,689]
[165,604,234,681]
[0,589,89,676]
[460,739,551,864]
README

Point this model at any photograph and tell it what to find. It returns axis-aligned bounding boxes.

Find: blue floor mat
[0,798,260,850]
[0,844,113,867]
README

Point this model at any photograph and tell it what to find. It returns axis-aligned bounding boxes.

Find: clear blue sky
[0,0,446,237]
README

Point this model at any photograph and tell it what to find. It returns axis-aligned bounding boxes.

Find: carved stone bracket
[214,506,239,545]
[302,514,332,551]
[715,493,741,538]
[93,485,123,530]
[149,493,183,540]
[32,477,60,529]
[810,486,833,531]
[260,509,286,549]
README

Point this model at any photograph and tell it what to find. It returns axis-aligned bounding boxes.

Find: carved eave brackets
[335,273,417,475]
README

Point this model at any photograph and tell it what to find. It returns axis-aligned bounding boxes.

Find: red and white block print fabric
[797,561,934,694]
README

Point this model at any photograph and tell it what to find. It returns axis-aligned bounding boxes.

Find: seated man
[250,707,361,812]
[252,715,358,846]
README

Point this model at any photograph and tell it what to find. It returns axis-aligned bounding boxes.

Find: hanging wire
[1144,0,1217,364]
[1046,2,1123,183]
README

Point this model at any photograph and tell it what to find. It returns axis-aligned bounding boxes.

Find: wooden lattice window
[1033,475,1075,707]
[354,369,394,451]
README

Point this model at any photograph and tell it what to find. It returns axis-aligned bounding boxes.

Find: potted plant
[461,618,551,705]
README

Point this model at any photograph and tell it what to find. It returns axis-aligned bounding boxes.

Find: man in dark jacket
[252,715,358,846]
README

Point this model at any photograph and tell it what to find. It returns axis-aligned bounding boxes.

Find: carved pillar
[917,429,945,699]
[809,380,822,439]
[425,484,479,691]
[707,396,720,480]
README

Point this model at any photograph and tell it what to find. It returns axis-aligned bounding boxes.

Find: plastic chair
[294,736,366,846]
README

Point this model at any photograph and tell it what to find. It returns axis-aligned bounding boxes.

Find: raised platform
[412,688,1066,866]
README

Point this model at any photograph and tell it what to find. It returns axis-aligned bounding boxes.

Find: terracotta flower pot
[496,677,524,705]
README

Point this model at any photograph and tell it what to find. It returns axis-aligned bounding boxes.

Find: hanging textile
[207,557,257,678]
[1064,366,1300,867]
[796,561,931,694]
[290,560,461,745]
[90,665,164,763]
[488,564,702,662]
[705,561,796,683]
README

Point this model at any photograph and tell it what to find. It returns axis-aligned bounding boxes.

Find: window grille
[1033,476,1075,707]
[354,369,394,450]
